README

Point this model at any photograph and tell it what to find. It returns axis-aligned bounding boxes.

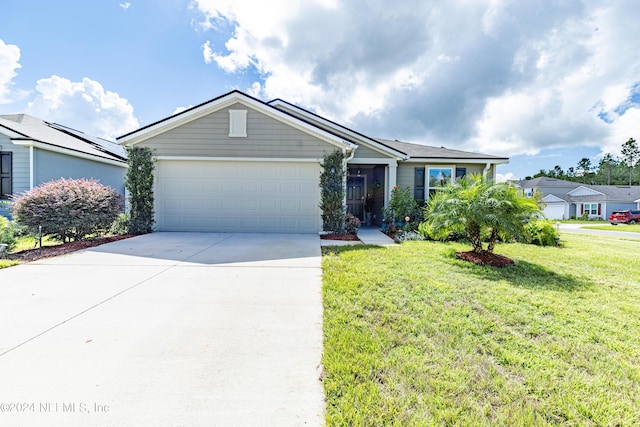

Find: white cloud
[172,105,193,115]
[119,2,131,11]
[26,75,139,140]
[0,39,22,105]
[192,0,640,161]
[496,172,518,183]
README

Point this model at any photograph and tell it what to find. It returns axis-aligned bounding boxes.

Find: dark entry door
[347,176,365,220]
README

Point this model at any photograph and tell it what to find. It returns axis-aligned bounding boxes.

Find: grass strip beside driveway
[322,233,640,426]
[583,224,640,233]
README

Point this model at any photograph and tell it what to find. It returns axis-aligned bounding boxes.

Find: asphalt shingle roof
[375,138,509,161]
[0,114,127,163]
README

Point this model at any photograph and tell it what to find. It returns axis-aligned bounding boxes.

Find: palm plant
[426,174,540,254]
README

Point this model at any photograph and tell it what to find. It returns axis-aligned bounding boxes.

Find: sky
[0,0,639,181]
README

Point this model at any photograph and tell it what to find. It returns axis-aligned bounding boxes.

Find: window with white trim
[228,109,247,137]
[427,167,453,198]
[583,203,598,215]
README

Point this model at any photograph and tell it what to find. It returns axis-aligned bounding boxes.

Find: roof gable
[118,90,356,152]
[567,186,605,197]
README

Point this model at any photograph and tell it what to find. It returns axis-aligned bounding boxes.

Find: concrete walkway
[357,227,395,245]
[319,227,395,247]
[0,233,324,426]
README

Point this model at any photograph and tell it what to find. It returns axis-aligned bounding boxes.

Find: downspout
[29,145,34,190]
[483,162,491,180]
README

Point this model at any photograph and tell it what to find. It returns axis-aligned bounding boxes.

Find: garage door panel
[155,161,321,233]
[544,205,565,219]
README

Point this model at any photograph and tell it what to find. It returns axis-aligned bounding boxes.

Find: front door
[347,176,365,220]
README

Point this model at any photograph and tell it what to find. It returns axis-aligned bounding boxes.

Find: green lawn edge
[322,234,640,425]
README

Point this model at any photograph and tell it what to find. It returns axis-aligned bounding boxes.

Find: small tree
[382,185,420,223]
[426,174,541,255]
[621,137,639,186]
[319,150,346,233]
[577,158,592,184]
[125,146,155,234]
[12,178,122,242]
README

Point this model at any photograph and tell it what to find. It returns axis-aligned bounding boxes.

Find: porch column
[386,162,397,206]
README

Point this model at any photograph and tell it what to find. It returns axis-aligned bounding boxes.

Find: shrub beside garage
[12,178,122,242]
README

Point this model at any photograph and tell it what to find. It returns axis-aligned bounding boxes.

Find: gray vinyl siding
[464,164,487,177]
[397,164,415,191]
[33,149,126,194]
[351,144,390,160]
[138,103,335,158]
[0,138,30,218]
[1,138,30,196]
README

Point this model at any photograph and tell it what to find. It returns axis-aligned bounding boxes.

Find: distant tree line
[527,138,639,186]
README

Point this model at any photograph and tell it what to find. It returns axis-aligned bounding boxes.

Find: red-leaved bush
[12,178,123,242]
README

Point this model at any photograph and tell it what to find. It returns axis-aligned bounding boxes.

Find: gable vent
[228,109,247,137]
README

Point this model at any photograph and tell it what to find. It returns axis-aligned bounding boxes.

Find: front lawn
[322,233,640,425]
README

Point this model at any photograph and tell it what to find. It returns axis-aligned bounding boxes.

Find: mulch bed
[5,235,135,263]
[455,250,515,267]
[320,233,361,241]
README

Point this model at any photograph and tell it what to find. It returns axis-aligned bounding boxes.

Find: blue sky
[1,1,639,180]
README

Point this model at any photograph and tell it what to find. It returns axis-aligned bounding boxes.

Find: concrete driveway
[0,233,324,426]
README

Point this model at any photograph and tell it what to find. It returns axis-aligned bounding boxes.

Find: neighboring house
[0,114,128,218]
[516,177,581,199]
[117,90,508,233]
[517,177,640,220]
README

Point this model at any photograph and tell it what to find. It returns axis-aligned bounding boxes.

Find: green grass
[0,259,19,269]
[558,219,607,224]
[0,235,62,269]
[11,235,61,252]
[583,224,640,233]
[322,234,640,425]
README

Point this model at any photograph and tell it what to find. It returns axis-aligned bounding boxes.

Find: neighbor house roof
[0,114,127,164]
[543,193,573,202]
[517,177,580,189]
[574,185,640,202]
[543,185,640,204]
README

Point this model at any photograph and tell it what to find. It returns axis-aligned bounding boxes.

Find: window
[455,167,466,179]
[583,203,599,216]
[228,109,247,137]
[414,168,425,203]
[428,167,453,197]
[0,152,11,199]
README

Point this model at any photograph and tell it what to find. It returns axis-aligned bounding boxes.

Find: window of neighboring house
[0,152,12,199]
[455,167,466,180]
[428,167,453,198]
[414,167,425,203]
[583,203,599,216]
[228,109,248,137]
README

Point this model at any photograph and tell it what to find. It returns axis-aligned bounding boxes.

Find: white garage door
[155,160,321,233]
[544,204,566,219]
